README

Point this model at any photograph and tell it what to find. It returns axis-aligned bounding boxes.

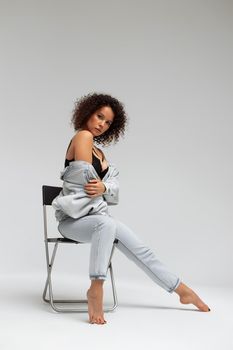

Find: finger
[85,184,96,189]
[85,189,96,194]
[85,182,98,186]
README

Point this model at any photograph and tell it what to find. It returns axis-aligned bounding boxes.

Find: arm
[73,131,106,196]
[73,130,93,164]
[102,167,119,205]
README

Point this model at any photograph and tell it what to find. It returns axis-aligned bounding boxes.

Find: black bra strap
[66,139,72,152]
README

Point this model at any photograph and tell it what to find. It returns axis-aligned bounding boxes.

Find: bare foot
[87,288,107,324]
[174,282,211,312]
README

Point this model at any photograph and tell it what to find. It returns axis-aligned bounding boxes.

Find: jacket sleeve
[102,168,119,205]
[52,182,108,220]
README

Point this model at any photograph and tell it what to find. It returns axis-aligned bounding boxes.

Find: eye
[98,114,112,125]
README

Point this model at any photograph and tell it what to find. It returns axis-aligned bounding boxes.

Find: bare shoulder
[72,130,93,148]
[73,130,93,142]
[72,130,93,163]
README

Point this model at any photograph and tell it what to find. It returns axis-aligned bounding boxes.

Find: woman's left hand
[84,179,106,197]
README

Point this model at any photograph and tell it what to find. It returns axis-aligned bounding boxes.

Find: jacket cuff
[102,181,109,195]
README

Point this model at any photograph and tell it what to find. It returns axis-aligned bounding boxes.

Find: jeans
[58,213,181,293]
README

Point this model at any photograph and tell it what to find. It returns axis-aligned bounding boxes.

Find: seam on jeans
[117,240,175,291]
[92,218,114,279]
[93,221,102,278]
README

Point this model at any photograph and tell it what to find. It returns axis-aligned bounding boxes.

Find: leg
[87,279,106,325]
[58,214,117,324]
[58,214,117,281]
[113,217,181,293]
[112,216,211,311]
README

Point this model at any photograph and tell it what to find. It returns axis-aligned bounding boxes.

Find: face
[82,106,114,136]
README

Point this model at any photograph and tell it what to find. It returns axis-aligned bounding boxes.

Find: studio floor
[1,274,232,350]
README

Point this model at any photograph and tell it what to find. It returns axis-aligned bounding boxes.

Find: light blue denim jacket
[52,160,119,222]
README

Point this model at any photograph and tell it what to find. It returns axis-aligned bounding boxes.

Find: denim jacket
[52,160,119,222]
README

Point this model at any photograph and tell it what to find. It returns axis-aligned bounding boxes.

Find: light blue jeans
[58,213,181,293]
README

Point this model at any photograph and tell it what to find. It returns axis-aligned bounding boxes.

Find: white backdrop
[1,0,232,288]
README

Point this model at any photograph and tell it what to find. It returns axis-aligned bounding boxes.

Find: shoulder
[72,130,94,162]
[72,130,93,146]
[74,130,93,140]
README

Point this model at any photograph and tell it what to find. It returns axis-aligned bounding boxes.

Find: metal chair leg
[42,242,118,313]
[42,241,58,303]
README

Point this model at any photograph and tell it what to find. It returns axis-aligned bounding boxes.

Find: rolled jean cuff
[167,277,182,293]
[90,275,107,281]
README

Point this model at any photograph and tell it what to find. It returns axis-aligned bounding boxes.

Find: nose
[99,121,105,128]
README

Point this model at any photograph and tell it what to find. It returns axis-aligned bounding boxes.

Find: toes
[89,316,106,324]
[201,305,211,312]
[98,317,105,324]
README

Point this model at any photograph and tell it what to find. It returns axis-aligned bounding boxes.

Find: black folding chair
[42,185,118,313]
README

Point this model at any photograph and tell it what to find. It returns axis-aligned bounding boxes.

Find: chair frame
[42,185,118,313]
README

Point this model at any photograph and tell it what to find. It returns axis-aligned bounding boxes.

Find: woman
[57,92,211,325]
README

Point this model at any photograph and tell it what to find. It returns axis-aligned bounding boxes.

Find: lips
[95,128,101,132]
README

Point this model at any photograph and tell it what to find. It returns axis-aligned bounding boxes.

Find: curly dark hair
[70,92,129,146]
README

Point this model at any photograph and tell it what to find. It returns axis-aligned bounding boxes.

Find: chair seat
[47,237,79,243]
[46,237,119,244]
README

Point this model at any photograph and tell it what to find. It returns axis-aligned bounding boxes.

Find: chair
[42,185,118,313]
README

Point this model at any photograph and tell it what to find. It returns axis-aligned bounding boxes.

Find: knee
[94,216,117,236]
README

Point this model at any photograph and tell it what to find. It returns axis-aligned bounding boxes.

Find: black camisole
[64,139,109,180]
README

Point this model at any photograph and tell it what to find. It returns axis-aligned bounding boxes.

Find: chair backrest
[42,185,62,206]
[42,185,63,242]
[41,184,119,244]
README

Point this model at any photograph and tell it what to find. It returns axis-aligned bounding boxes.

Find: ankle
[88,281,104,295]
[174,282,192,297]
